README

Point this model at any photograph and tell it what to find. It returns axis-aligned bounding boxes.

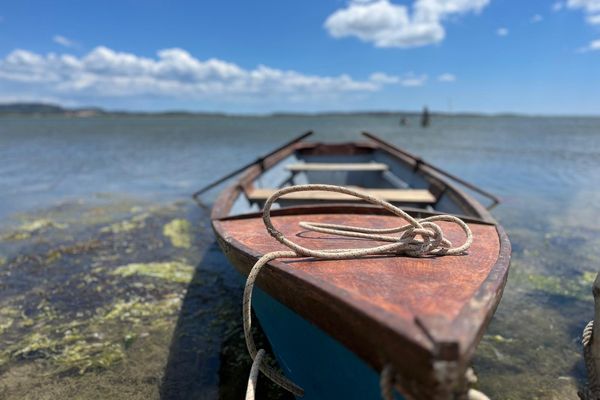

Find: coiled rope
[242,184,474,399]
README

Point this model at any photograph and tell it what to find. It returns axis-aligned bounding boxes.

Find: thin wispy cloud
[552,2,564,11]
[437,73,456,82]
[577,38,600,52]
[531,14,543,23]
[369,72,428,86]
[324,0,490,48]
[0,46,426,104]
[588,14,600,24]
[496,27,509,36]
[53,35,78,48]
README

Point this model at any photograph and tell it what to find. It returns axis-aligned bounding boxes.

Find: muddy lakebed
[1,114,600,399]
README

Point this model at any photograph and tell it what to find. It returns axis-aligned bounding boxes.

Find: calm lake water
[1,114,600,399]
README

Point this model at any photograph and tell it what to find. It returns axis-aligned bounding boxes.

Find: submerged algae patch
[0,198,209,398]
[2,218,67,241]
[163,219,193,249]
[100,213,149,234]
[0,295,183,374]
[0,306,19,335]
[111,261,195,284]
[104,295,182,324]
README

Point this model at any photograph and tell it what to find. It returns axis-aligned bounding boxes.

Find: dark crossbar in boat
[362,131,501,210]
[192,130,313,201]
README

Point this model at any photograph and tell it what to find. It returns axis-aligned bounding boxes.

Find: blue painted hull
[253,286,403,400]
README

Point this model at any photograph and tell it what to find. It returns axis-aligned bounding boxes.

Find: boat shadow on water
[160,239,292,400]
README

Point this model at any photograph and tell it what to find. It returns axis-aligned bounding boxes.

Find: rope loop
[262,184,472,258]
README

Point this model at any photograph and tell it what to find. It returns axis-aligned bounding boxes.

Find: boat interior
[228,142,484,219]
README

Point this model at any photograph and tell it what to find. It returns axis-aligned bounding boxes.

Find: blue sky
[0,0,599,114]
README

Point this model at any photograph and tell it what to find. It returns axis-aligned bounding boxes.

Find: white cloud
[568,0,600,14]
[578,38,600,52]
[0,46,423,104]
[496,27,509,36]
[587,13,600,23]
[53,35,77,48]
[531,14,543,23]
[561,0,600,48]
[369,71,428,86]
[437,73,456,82]
[566,0,600,24]
[324,0,490,48]
[552,2,565,11]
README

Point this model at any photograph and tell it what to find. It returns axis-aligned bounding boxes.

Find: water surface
[1,114,600,399]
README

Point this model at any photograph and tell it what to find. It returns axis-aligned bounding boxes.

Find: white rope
[242,184,474,399]
[245,349,265,400]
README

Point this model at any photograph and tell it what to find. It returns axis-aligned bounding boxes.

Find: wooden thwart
[248,187,436,203]
[286,162,389,172]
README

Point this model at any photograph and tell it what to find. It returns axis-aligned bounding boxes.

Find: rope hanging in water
[242,184,474,399]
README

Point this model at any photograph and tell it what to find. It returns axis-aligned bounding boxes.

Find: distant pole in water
[399,116,408,126]
[421,106,430,128]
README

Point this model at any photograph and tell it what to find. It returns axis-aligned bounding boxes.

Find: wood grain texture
[247,187,436,203]
[286,162,389,171]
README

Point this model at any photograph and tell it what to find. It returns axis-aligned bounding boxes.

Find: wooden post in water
[580,273,600,399]
[591,274,600,388]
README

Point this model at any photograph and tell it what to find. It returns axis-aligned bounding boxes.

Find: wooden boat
[210,132,511,400]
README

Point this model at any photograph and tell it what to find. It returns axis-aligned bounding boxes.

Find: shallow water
[1,114,600,399]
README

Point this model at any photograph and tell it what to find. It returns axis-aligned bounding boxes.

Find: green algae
[104,295,182,323]
[0,199,202,387]
[2,218,67,241]
[111,261,194,283]
[0,294,182,374]
[508,261,595,302]
[0,306,19,335]
[581,271,598,285]
[163,219,192,248]
[3,328,125,375]
[100,213,148,234]
[54,341,125,374]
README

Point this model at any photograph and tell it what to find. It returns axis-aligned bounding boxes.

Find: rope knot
[398,221,452,257]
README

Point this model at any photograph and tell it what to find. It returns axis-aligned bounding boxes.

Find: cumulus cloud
[437,73,456,82]
[53,35,77,48]
[496,27,509,36]
[0,46,422,104]
[324,0,490,48]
